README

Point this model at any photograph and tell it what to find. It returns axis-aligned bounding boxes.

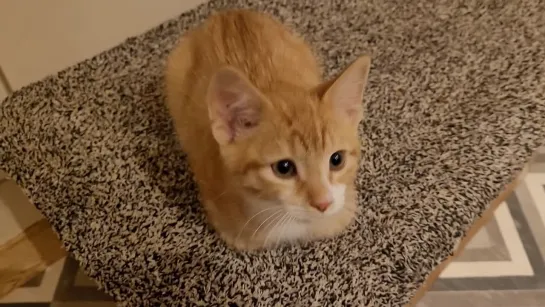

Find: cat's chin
[216,202,356,252]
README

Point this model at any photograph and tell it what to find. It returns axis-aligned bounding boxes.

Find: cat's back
[194,10,320,87]
[166,10,320,104]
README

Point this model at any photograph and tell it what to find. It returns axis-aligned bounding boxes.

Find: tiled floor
[1,2,545,306]
[0,180,44,245]
[1,257,115,306]
[419,148,545,306]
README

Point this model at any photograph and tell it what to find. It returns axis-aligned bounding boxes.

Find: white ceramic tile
[464,226,493,249]
[0,258,66,303]
[440,202,533,278]
[0,0,207,90]
[524,173,545,226]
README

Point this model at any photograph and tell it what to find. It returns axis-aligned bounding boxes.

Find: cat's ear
[207,66,264,145]
[320,55,371,126]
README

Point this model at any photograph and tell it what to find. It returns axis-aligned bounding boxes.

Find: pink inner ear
[209,74,262,143]
[217,88,240,106]
[228,97,260,133]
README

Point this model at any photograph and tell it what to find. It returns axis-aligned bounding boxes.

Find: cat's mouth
[292,216,312,224]
[283,204,331,224]
[288,209,328,224]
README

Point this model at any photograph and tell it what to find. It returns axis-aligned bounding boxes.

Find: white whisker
[234,206,279,244]
[251,209,283,239]
[264,212,287,247]
[275,214,293,248]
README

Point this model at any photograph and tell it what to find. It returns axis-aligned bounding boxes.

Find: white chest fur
[266,218,308,244]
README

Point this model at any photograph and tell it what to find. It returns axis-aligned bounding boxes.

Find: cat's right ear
[318,55,371,127]
[207,67,264,145]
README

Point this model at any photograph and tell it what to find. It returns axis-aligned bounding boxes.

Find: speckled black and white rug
[1,0,544,306]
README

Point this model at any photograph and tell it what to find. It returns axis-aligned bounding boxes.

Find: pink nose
[312,200,332,212]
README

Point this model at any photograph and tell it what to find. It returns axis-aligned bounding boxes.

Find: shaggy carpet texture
[1,0,544,305]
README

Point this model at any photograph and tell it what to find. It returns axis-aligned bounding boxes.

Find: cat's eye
[329,151,345,171]
[271,160,297,178]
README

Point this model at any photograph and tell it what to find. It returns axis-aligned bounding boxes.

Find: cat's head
[207,56,371,220]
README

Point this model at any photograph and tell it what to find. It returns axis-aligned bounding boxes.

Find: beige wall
[0,0,206,90]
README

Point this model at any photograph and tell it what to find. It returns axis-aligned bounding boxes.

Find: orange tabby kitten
[165,10,371,251]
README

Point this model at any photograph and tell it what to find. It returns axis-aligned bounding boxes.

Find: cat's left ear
[207,66,265,146]
[319,55,371,126]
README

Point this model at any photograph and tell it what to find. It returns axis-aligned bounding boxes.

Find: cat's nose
[312,199,333,212]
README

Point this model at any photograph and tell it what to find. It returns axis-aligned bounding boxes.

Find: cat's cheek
[239,171,262,193]
[323,184,346,216]
[243,167,293,202]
